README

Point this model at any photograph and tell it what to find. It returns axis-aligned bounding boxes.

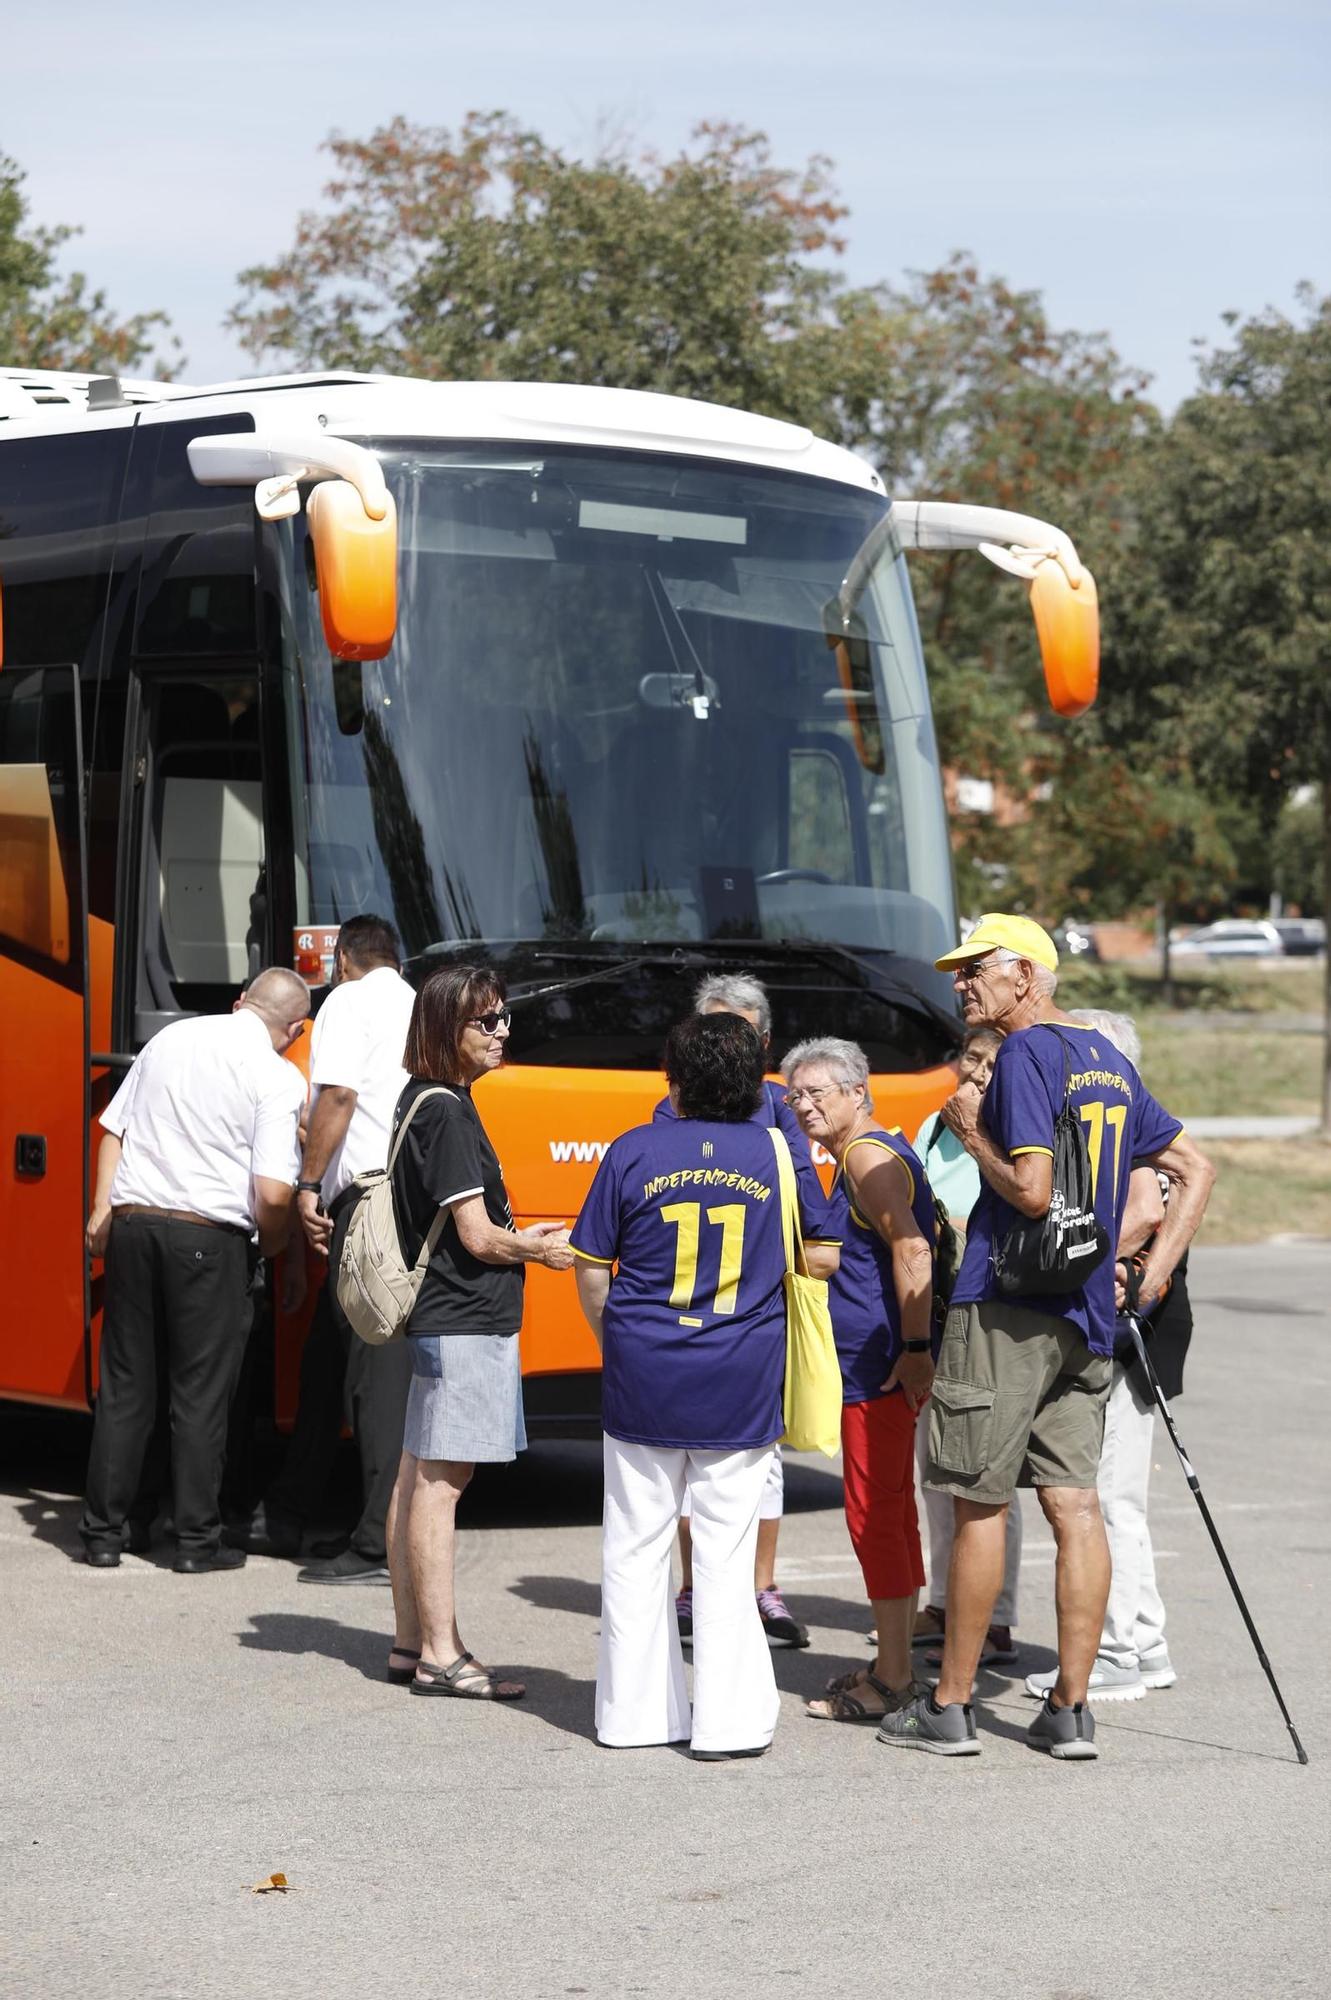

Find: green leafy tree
[231,115,861,427]
[1273,790,1323,916]
[1105,290,1331,1123]
[0,154,176,374]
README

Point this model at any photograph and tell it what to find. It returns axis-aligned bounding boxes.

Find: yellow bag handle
[768,1128,810,1278]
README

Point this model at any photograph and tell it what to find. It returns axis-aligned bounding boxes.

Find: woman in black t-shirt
[385,965,574,1701]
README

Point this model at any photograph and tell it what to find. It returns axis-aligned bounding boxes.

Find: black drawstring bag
[994,1030,1110,1296]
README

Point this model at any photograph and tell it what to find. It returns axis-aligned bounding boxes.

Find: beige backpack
[335,1086,457,1346]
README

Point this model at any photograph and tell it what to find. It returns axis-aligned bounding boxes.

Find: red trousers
[841,1392,926,1601]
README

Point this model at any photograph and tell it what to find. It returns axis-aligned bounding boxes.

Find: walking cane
[1123,1310,1308,1766]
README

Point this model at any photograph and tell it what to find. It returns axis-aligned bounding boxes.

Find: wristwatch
[296,1179,323,1196]
[901,1338,932,1354]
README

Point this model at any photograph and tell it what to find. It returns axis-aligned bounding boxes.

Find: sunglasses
[469,1007,511,1035]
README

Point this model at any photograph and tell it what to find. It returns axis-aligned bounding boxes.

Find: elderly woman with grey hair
[782,1036,938,1723]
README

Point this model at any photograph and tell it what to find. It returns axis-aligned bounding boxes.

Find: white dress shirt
[309,965,417,1201]
[103,1009,305,1231]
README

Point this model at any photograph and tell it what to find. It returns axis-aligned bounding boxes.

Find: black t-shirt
[391,1078,524,1336]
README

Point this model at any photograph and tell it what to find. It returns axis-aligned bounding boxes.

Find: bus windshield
[279,443,958,1061]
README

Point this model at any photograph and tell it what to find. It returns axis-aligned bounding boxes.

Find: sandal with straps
[387,1646,421,1687]
[409,1651,525,1701]
[807,1671,899,1722]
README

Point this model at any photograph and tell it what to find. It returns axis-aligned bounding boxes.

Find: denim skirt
[402,1331,527,1463]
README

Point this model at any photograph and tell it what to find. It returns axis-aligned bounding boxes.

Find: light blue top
[911,1110,983,1227]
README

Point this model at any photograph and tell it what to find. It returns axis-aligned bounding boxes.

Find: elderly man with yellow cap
[877,915,1214,1762]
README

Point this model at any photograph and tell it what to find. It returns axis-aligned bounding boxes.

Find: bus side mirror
[1029,557,1099,718]
[305,480,398,662]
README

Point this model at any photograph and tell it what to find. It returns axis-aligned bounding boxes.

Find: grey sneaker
[1025,1656,1145,1703]
[1137,1644,1177,1690]
[1027,1694,1098,1760]
[876,1693,980,1756]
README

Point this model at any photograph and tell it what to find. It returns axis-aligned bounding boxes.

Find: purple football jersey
[571,1118,789,1450]
[953,1022,1182,1354]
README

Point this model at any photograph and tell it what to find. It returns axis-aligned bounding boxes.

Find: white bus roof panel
[0,368,883,495]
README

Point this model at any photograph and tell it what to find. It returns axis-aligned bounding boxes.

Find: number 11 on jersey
[660,1202,747,1317]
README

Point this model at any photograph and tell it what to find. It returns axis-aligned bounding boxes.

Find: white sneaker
[1024,1656,1146,1703]
[1137,1645,1177,1690]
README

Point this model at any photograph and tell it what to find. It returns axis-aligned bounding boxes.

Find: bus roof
[0,368,884,495]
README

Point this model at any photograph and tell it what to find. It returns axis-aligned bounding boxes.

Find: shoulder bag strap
[767,1127,810,1278]
[387,1086,459,1270]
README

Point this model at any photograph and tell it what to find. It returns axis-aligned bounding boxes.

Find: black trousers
[268,1195,412,1559]
[81,1213,253,1556]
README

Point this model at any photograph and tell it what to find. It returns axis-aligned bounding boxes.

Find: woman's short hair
[781,1035,873,1112]
[404,963,505,1083]
[962,1024,1004,1057]
[664,1013,766,1122]
[1069,1008,1142,1068]
[693,972,771,1040]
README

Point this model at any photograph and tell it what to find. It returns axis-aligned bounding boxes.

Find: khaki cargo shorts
[925,1300,1112,1505]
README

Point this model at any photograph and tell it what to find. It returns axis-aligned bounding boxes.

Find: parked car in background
[1170,919,1283,960]
[1271,918,1326,958]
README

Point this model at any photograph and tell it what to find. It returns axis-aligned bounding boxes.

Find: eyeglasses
[952,956,1013,985]
[468,1007,511,1035]
[784,1083,839,1108]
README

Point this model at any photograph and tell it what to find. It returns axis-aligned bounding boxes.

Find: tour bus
[0,366,1098,1428]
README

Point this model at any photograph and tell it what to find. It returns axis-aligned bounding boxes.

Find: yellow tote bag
[768,1128,843,1457]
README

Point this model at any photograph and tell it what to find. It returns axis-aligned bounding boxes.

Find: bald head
[243,968,311,1050]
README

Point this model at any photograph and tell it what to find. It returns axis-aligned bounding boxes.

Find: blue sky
[7,0,1328,408]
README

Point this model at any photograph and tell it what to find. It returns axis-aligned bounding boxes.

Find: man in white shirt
[249,916,418,1583]
[80,968,309,1573]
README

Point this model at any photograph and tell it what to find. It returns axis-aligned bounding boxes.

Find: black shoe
[174,1545,248,1575]
[230,1504,302,1558]
[297,1548,390,1585]
[85,1548,121,1568]
[690,1745,769,1761]
[307,1535,351,1561]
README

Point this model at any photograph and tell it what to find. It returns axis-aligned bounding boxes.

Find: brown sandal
[807,1672,896,1722]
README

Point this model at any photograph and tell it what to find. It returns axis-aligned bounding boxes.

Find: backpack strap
[388,1086,459,1270]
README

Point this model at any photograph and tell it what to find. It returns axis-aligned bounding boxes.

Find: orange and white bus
[0,366,1098,1429]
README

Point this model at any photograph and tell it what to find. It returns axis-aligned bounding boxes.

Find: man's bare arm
[296,1085,357,1255]
[86,1133,123,1256]
[1135,1132,1215,1306]
[254,1175,297,1259]
[1118,1165,1165,1259]
[939,1084,1052,1218]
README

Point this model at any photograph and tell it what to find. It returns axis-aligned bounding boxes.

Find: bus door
[122,666,269,1046]
[0,665,92,1406]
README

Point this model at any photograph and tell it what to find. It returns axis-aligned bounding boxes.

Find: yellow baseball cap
[935,913,1059,973]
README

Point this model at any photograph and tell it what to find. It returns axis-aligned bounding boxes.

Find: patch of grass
[1197,1138,1331,1244]
[1137,1022,1321,1119]
[1059,959,1324,1016]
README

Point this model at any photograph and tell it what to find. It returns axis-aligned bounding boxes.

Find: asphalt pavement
[2,1244,1329,2000]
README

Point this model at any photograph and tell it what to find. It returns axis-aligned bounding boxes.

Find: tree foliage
[0,155,175,375]
[231,115,860,426]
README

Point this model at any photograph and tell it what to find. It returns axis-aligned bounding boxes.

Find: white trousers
[915,1415,1023,1626]
[1097,1362,1166,1667]
[598,1436,780,1753]
[679,1442,784,1521]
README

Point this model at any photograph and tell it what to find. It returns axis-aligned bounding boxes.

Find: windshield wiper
[726,937,961,1041]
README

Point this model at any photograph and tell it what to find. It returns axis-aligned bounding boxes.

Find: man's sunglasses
[469,1007,512,1035]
